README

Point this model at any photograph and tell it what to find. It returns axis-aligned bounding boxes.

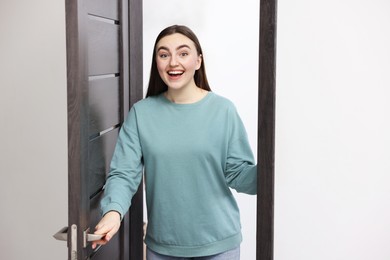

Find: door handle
[53,225,105,248]
[83,228,105,246]
[53,226,69,241]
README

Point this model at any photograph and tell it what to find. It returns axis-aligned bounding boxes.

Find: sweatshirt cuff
[101,202,125,221]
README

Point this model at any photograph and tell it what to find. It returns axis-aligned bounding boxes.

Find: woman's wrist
[105,210,121,220]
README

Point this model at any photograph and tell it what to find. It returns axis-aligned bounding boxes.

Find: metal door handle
[85,230,105,242]
[53,226,69,241]
[53,225,105,248]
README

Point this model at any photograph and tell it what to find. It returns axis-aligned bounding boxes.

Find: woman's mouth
[167,70,184,79]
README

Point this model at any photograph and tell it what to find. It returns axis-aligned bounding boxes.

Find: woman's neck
[165,85,208,104]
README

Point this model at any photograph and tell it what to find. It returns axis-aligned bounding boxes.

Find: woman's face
[155,33,202,91]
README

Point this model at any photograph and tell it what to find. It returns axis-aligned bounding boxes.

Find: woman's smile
[167,70,184,80]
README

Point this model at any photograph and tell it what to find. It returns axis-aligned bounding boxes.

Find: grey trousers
[146,246,240,260]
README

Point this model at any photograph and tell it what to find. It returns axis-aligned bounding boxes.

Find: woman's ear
[196,54,202,70]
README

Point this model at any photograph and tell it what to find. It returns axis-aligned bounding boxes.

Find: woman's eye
[159,53,168,58]
[180,52,188,57]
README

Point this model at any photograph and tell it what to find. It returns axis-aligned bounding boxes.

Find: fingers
[91,227,114,249]
[94,222,111,235]
[92,239,107,250]
[91,211,121,249]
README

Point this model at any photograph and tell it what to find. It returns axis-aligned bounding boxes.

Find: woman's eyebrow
[176,44,191,50]
[157,44,191,52]
[157,46,169,52]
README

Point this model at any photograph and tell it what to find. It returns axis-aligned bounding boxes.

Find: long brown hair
[145,25,211,97]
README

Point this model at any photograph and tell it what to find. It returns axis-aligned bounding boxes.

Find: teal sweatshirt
[101,92,257,257]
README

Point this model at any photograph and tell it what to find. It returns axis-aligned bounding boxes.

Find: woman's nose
[169,56,178,66]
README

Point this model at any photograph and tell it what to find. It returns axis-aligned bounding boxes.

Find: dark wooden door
[65,0,143,259]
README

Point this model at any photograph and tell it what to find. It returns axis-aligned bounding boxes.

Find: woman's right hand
[91,211,121,249]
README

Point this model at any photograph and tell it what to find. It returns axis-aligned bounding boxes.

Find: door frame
[257,0,277,259]
[66,0,276,258]
[127,0,144,258]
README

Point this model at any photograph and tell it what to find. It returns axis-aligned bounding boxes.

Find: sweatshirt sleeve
[100,106,143,218]
[224,105,258,195]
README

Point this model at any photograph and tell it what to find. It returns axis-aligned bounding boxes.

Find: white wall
[143,1,259,259]
[0,0,68,259]
[275,0,390,259]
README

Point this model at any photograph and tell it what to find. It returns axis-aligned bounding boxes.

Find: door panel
[65,0,143,259]
[89,77,120,136]
[90,237,121,260]
[88,18,120,76]
[88,129,119,197]
[86,0,119,20]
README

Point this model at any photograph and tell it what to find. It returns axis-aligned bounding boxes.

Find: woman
[92,25,257,260]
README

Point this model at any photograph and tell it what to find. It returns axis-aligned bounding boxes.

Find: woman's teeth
[168,71,183,76]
